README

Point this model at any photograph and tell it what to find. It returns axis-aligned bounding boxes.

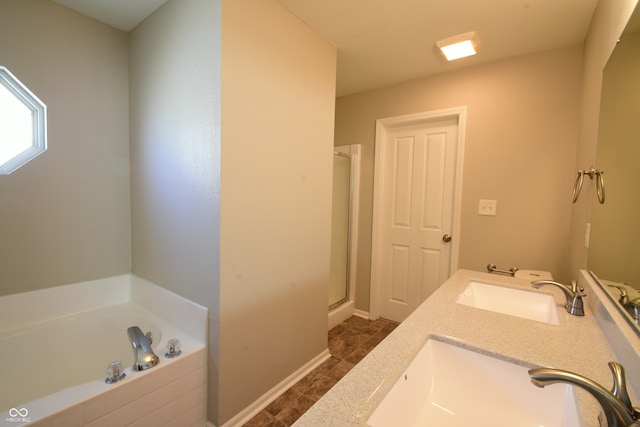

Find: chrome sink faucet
[127,326,159,371]
[529,362,640,427]
[608,284,640,324]
[609,284,631,306]
[624,299,640,325]
[532,279,586,316]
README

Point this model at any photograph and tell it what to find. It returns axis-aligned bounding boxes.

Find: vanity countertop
[295,269,625,427]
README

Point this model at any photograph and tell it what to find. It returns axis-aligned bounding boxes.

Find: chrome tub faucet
[127,326,159,371]
[529,362,640,427]
[532,279,586,316]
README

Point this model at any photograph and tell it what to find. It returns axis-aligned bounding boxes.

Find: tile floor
[243,315,398,427]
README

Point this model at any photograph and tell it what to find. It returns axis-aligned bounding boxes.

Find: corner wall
[0,0,131,296]
[129,0,221,421]
[336,47,583,311]
[220,0,336,423]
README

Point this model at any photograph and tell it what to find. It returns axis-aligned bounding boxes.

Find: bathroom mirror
[588,3,640,333]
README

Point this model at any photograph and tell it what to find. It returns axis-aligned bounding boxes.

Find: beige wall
[336,47,583,311]
[0,0,131,296]
[568,0,639,278]
[129,0,221,421]
[220,0,336,423]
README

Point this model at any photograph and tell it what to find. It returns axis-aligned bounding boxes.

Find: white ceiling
[49,0,598,97]
[50,0,168,32]
[277,0,598,96]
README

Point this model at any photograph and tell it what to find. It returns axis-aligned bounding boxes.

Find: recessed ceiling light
[436,31,480,61]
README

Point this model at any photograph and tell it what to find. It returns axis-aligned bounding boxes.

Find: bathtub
[0,275,207,427]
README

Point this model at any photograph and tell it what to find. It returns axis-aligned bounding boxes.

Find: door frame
[369,106,467,320]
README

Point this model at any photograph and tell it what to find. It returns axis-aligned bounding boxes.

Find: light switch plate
[585,222,591,248]
[479,199,497,216]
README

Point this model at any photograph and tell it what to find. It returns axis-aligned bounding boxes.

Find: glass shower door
[329,153,351,310]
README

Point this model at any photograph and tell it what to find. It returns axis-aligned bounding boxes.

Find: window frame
[0,66,47,175]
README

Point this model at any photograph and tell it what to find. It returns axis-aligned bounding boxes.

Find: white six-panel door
[371,108,465,322]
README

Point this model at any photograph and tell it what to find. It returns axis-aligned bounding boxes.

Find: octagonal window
[0,66,47,174]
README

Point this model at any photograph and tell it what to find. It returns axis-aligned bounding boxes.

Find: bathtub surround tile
[129,398,179,427]
[134,394,183,427]
[4,352,208,427]
[160,384,208,427]
[85,413,114,427]
[177,383,208,418]
[49,406,83,427]
[177,366,207,396]
[81,393,113,424]
[242,316,398,427]
[111,369,162,410]
[164,348,201,384]
[110,349,207,426]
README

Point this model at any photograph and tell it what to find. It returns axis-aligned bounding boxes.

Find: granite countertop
[295,269,624,427]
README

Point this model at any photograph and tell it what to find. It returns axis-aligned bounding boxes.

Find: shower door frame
[329,145,361,328]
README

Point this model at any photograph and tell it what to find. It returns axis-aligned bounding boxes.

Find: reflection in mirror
[588,4,640,333]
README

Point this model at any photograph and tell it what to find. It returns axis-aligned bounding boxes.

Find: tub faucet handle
[165,338,182,358]
[105,360,126,384]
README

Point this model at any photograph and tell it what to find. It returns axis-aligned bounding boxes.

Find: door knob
[442,234,452,243]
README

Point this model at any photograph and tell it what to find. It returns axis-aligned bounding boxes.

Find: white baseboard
[220,349,331,427]
[328,300,354,330]
[354,308,369,319]
[206,422,216,427]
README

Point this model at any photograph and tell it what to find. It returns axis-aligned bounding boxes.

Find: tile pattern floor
[243,316,398,427]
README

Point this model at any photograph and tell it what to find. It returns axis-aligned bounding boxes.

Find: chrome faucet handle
[610,362,633,410]
[571,280,585,295]
[610,362,640,420]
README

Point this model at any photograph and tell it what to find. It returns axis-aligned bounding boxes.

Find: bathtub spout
[127,326,159,371]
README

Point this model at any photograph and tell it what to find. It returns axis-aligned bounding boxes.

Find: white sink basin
[367,339,580,427]
[456,281,560,325]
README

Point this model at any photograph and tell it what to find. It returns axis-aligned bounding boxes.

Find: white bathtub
[0,275,208,427]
